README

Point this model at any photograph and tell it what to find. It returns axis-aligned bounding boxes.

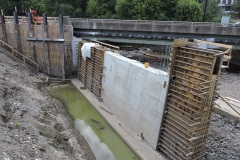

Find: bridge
[4,16,240,43]
[71,18,240,44]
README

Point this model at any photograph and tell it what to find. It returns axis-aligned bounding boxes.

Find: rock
[236,123,240,128]
[54,123,64,132]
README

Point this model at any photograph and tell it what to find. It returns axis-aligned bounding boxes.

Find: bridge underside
[74,29,240,45]
[74,29,240,72]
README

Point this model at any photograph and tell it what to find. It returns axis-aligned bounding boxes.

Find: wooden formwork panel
[19,24,32,59]
[35,41,47,72]
[5,24,16,48]
[65,43,72,77]
[1,19,73,77]
[33,25,44,38]
[47,25,60,38]
[78,42,105,98]
[158,40,225,160]
[48,42,62,76]
[0,26,3,40]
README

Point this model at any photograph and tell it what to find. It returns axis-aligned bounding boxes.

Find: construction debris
[214,96,240,122]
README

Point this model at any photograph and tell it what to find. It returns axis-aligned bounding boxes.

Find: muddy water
[47,83,140,160]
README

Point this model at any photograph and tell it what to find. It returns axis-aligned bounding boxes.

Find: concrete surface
[101,51,169,149]
[71,79,166,160]
[71,37,82,72]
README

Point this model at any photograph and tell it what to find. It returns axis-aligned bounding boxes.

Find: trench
[46,83,140,160]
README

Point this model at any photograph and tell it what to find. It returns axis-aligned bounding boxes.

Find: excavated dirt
[0,52,95,160]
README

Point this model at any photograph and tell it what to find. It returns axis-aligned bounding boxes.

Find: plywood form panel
[19,24,32,59]
[5,24,16,48]
[159,40,224,160]
[78,42,105,98]
[1,19,73,77]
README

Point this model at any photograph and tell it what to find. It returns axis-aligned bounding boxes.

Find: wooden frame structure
[158,39,230,160]
[0,14,73,78]
[78,42,105,98]
[78,41,119,98]
[0,40,39,72]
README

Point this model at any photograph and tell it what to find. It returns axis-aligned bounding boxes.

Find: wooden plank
[0,15,7,42]
[43,13,51,75]
[59,14,65,79]
[13,12,21,51]
[194,39,232,50]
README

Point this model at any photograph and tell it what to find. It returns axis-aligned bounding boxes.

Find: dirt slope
[0,52,95,160]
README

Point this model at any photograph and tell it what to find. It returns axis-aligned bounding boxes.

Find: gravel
[205,72,240,160]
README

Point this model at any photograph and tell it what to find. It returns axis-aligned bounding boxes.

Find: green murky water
[47,83,140,160]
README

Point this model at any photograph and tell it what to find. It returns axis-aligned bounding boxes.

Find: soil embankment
[0,52,95,160]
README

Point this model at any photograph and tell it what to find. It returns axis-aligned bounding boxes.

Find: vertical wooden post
[59,14,66,79]
[0,15,7,43]
[27,12,36,62]
[13,11,21,51]
[43,13,51,75]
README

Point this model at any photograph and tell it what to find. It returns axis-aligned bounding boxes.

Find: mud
[0,52,95,160]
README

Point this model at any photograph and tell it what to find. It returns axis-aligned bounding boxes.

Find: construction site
[0,13,240,160]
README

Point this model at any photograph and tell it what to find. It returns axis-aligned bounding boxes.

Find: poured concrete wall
[101,51,169,149]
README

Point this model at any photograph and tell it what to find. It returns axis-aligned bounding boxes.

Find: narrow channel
[47,83,140,160]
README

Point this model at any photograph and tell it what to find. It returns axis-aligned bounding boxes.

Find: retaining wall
[101,51,169,149]
[0,15,74,78]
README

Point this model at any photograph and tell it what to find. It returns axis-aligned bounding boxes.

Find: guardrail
[0,40,39,72]
[70,18,237,26]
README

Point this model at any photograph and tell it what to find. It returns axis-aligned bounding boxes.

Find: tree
[43,0,87,17]
[201,0,221,22]
[116,0,166,20]
[0,0,23,16]
[161,0,179,20]
[86,0,117,18]
[232,0,240,18]
[115,0,135,19]
[176,0,203,21]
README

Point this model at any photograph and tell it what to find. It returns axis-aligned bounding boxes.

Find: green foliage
[200,0,221,22]
[0,0,22,15]
[176,0,203,21]
[232,0,240,18]
[1,0,221,22]
[86,0,116,18]
[115,0,135,19]
[162,0,179,20]
[116,0,166,20]
[43,0,87,17]
[15,122,21,129]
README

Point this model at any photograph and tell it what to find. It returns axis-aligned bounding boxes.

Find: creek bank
[0,52,95,160]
